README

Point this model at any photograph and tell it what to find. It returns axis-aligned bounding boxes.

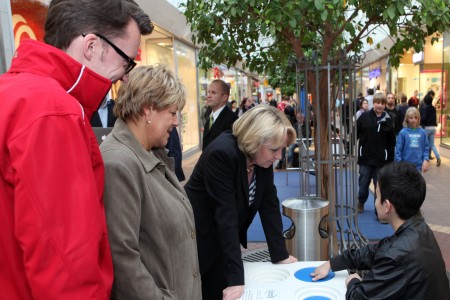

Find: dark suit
[202,105,238,150]
[90,100,117,127]
[185,132,289,299]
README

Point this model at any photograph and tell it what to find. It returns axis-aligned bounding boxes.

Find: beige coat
[100,119,201,300]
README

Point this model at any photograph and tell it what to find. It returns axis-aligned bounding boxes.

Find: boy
[311,161,449,299]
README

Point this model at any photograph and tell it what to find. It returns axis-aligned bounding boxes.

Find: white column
[0,0,14,73]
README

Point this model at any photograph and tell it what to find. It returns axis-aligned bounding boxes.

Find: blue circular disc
[304,297,332,300]
[294,267,335,282]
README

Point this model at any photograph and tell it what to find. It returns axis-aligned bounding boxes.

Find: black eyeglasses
[82,33,136,74]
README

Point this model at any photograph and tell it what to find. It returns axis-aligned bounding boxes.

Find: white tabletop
[239,261,348,300]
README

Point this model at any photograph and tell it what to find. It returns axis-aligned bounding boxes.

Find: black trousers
[201,255,227,300]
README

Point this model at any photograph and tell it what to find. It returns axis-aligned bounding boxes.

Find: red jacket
[0,40,113,299]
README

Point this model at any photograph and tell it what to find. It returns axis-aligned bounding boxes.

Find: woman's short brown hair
[114,65,186,121]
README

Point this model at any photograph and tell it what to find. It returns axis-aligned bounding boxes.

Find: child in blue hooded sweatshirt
[395,107,430,172]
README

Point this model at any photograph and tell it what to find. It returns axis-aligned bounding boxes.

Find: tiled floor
[182,149,450,271]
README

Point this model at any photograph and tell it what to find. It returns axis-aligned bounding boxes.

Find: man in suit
[91,96,117,128]
[202,79,238,150]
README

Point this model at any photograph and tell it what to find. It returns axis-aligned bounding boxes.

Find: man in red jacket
[0,0,153,299]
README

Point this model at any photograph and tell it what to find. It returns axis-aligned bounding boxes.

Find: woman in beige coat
[100,65,201,299]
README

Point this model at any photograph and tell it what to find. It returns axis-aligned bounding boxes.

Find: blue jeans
[425,128,440,160]
[358,164,380,205]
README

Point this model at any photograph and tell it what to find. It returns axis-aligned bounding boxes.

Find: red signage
[11,0,48,47]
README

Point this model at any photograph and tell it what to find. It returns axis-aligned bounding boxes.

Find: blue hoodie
[395,127,430,170]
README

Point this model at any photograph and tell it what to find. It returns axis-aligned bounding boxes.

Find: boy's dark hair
[378,162,426,220]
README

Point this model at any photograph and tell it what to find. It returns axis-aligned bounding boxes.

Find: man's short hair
[367,88,374,95]
[373,92,387,105]
[44,0,153,50]
[378,162,426,220]
[211,79,230,96]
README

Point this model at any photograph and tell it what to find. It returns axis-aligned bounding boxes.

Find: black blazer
[202,105,238,150]
[185,132,289,286]
[90,100,117,127]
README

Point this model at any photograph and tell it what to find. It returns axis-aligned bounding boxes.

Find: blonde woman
[185,105,298,300]
[101,65,201,299]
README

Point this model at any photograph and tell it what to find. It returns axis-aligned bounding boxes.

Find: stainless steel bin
[282,197,329,261]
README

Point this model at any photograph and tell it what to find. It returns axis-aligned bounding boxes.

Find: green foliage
[181,0,450,75]
[266,60,298,96]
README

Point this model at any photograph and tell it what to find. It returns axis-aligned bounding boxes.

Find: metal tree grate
[242,249,270,262]
[291,51,369,256]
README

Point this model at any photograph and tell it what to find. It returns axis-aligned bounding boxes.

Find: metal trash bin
[282,197,329,261]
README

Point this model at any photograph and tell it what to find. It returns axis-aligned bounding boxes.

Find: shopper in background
[408,89,420,108]
[355,98,369,120]
[91,95,117,128]
[238,97,251,117]
[420,94,442,166]
[395,107,430,172]
[231,100,240,115]
[202,79,238,150]
[366,88,375,109]
[398,94,409,125]
[101,65,201,299]
[166,126,185,181]
[185,106,298,300]
[385,93,401,135]
[356,93,395,220]
[0,0,152,299]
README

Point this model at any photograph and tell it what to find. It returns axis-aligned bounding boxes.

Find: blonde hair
[114,65,186,121]
[403,107,421,128]
[232,105,296,158]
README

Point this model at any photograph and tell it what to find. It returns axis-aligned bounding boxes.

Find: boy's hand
[310,261,331,281]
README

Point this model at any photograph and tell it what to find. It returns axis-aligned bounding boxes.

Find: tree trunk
[308,70,339,255]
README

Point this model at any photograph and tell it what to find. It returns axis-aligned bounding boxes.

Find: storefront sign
[369,67,381,79]
[11,0,48,49]
[413,51,424,64]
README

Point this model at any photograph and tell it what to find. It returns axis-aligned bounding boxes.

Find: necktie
[209,114,214,129]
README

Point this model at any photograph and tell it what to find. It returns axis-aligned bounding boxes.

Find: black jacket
[185,132,289,286]
[330,215,450,300]
[165,127,185,181]
[357,109,395,167]
[384,106,401,135]
[202,105,238,150]
[90,100,117,127]
[420,104,438,127]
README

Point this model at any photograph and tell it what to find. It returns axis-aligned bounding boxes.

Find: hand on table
[310,261,331,281]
